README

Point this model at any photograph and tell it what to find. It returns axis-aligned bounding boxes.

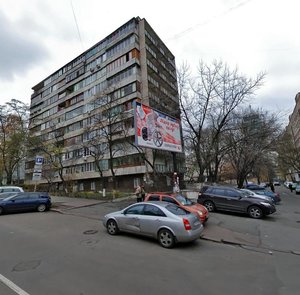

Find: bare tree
[82,91,134,190]
[178,60,265,182]
[225,108,281,188]
[0,99,29,185]
[276,130,300,179]
[30,125,69,193]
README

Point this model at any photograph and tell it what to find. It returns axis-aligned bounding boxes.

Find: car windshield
[175,195,193,205]
[166,204,189,215]
[255,191,266,195]
[3,194,19,201]
[240,191,250,197]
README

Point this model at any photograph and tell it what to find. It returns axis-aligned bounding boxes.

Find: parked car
[243,184,263,191]
[254,190,281,204]
[198,185,276,219]
[103,201,203,248]
[144,192,208,224]
[284,181,296,189]
[243,184,281,204]
[259,182,268,188]
[0,192,51,215]
[240,189,275,204]
[295,184,300,194]
[0,186,24,193]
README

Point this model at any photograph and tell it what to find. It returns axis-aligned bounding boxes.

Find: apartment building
[288,92,300,147]
[26,17,185,192]
[286,92,300,181]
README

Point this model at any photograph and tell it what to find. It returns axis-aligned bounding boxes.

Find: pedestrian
[141,183,146,201]
[288,183,293,192]
[135,185,142,202]
[270,182,275,193]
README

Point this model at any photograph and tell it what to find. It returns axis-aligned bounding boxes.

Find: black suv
[197,185,276,219]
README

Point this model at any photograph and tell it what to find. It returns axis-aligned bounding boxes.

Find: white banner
[135,102,182,152]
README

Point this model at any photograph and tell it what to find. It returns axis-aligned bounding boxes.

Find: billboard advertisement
[134,101,182,153]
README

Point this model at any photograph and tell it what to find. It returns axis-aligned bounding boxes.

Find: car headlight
[260,202,271,206]
[198,210,203,216]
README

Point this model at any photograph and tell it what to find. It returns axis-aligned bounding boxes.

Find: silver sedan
[103,201,203,248]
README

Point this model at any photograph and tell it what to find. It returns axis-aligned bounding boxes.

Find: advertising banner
[134,101,182,152]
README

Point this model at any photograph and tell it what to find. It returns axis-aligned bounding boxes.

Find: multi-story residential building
[286,92,300,181]
[25,17,185,193]
[288,92,300,147]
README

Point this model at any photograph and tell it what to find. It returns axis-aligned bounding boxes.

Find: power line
[70,0,84,51]
[167,0,253,41]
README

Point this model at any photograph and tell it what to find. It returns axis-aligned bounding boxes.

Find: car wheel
[37,204,46,212]
[204,200,215,212]
[0,206,3,215]
[248,206,263,219]
[106,219,119,235]
[158,229,175,249]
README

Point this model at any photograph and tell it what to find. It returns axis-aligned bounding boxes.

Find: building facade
[26,17,185,192]
[286,92,300,181]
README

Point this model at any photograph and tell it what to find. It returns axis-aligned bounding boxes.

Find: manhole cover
[83,230,98,235]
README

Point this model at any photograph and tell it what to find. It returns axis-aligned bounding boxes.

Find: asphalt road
[0,185,299,295]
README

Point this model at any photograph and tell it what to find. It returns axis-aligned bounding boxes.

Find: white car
[0,186,24,193]
[284,182,296,189]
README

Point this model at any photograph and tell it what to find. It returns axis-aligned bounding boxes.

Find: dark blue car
[0,192,51,215]
[244,185,281,204]
[254,190,281,204]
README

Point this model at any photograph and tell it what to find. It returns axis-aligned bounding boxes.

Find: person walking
[135,185,142,202]
[288,183,293,192]
[270,182,275,193]
[141,184,146,201]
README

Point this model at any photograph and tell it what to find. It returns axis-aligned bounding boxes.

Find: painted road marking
[0,274,30,295]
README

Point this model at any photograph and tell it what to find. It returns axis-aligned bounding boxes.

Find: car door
[22,193,40,211]
[4,194,27,212]
[208,188,228,210]
[223,189,245,213]
[120,204,144,234]
[139,204,166,237]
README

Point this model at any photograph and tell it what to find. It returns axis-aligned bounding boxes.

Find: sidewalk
[50,195,136,211]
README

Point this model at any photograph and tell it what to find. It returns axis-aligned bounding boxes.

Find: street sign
[32,172,42,181]
[35,156,44,165]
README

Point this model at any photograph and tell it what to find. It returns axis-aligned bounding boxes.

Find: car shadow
[208,210,277,221]
[103,230,202,249]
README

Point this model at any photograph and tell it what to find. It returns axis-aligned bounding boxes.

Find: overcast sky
[0,0,299,124]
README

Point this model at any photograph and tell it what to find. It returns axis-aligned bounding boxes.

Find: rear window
[201,186,210,193]
[165,204,189,216]
[162,196,177,204]
[148,195,160,201]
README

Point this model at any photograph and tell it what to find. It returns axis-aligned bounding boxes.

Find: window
[212,188,226,196]
[91,182,95,191]
[226,190,241,198]
[162,196,177,204]
[99,159,109,170]
[125,204,144,215]
[144,204,165,217]
[148,195,160,201]
[165,204,188,216]
[134,178,140,188]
